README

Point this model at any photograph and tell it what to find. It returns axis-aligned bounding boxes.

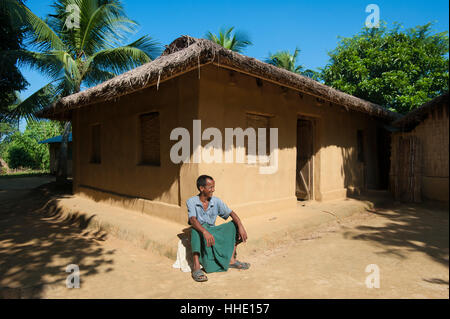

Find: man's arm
[189,216,215,247]
[230,211,248,242]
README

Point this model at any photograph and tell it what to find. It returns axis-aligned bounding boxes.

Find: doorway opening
[376,126,391,190]
[296,117,315,200]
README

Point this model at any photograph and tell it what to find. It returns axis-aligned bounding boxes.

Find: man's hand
[237,225,248,243]
[229,211,248,243]
[203,230,215,247]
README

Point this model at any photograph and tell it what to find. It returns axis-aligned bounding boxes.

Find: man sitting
[187,175,250,282]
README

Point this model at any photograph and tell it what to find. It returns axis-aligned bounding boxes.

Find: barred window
[90,124,101,164]
[140,112,160,165]
[357,130,364,163]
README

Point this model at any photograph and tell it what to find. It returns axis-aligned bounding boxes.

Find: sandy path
[43,209,449,299]
[0,179,448,299]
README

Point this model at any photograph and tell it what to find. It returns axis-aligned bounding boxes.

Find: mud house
[390,93,449,203]
[37,36,399,224]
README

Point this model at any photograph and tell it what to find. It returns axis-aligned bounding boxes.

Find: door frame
[296,115,317,201]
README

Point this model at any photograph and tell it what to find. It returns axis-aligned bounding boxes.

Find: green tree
[0,120,19,163]
[321,22,449,114]
[206,26,252,53]
[0,1,28,142]
[0,0,161,181]
[0,0,28,112]
[0,93,21,159]
[2,120,62,170]
[265,48,320,80]
[0,121,18,142]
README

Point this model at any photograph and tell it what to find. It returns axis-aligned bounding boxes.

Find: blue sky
[18,0,449,130]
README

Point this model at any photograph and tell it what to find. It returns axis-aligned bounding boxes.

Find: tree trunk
[56,121,71,184]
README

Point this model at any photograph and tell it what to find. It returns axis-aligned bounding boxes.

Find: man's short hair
[197,175,214,191]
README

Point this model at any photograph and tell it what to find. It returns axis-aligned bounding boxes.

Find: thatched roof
[392,92,449,131]
[37,35,399,121]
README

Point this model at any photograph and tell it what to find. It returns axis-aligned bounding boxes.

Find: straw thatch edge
[37,36,399,121]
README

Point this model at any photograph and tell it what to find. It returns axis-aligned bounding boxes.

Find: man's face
[200,178,215,198]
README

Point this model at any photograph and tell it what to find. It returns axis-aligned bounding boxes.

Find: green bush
[1,120,62,170]
[6,144,36,169]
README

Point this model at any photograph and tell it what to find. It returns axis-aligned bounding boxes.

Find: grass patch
[0,169,51,179]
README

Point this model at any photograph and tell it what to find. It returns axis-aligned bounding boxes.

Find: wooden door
[394,136,422,202]
[296,118,314,200]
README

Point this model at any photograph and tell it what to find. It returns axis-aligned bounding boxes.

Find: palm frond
[230,29,252,53]
[87,35,161,76]
[2,0,161,122]
[78,1,138,55]
[205,31,219,43]
[1,83,60,122]
[2,49,64,80]
[51,50,81,81]
[205,26,252,53]
[1,0,65,52]
[265,48,304,74]
[82,67,116,87]
[301,69,321,81]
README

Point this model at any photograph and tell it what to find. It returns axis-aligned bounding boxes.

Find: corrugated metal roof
[38,133,72,144]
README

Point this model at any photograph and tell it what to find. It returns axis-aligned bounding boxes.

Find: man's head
[197,175,215,198]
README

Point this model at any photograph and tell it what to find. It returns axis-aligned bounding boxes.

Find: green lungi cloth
[191,221,238,273]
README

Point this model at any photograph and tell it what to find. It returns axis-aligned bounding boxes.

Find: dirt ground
[0,175,55,190]
[0,178,448,299]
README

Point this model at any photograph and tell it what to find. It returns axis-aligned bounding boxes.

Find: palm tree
[1,0,161,182]
[205,26,252,53]
[266,48,303,73]
[265,48,320,80]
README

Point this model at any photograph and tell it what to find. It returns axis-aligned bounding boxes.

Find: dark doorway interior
[377,126,391,190]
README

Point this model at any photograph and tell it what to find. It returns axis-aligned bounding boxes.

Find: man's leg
[229,244,238,264]
[228,222,250,269]
[190,228,208,281]
[192,252,202,271]
[229,221,242,265]
[191,227,203,270]
[191,252,207,281]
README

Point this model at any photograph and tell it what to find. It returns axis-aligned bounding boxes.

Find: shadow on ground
[0,181,115,298]
[343,199,449,268]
